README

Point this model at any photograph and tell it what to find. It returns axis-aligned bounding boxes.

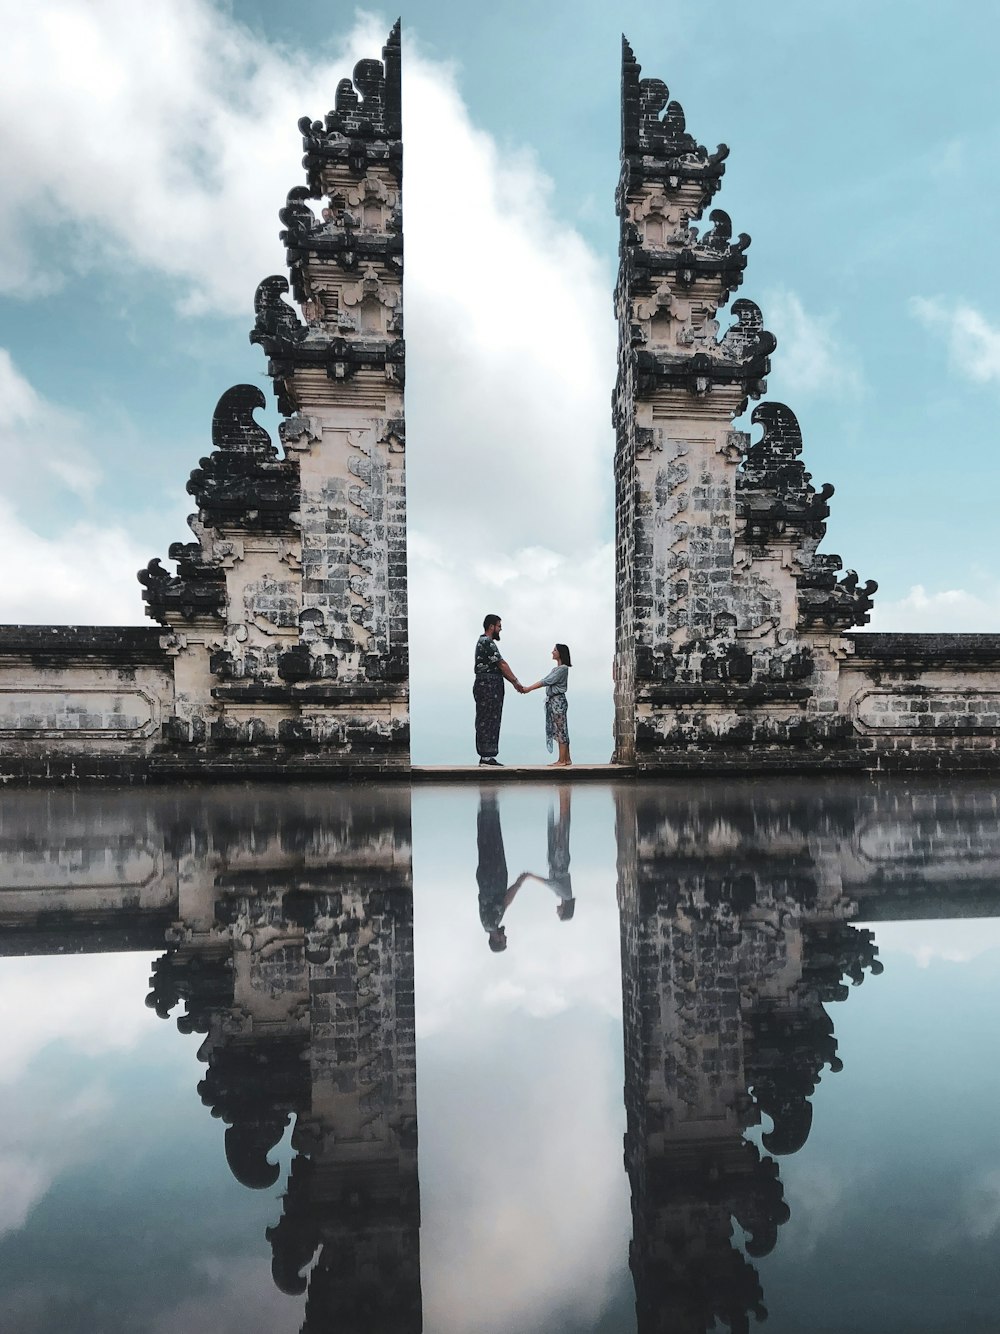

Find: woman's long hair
[555,643,572,667]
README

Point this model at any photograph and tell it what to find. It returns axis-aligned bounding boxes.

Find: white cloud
[911,297,1000,383]
[0,952,161,1081]
[0,0,294,309]
[869,581,1000,633]
[0,1153,52,1237]
[0,494,152,624]
[762,287,863,398]
[0,348,101,500]
[403,61,614,552]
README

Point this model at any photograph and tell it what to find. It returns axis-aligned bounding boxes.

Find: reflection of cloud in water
[419,1015,630,1334]
[768,1160,846,1261]
[0,1153,50,1237]
[483,976,582,1016]
[867,919,1000,968]
[149,1256,301,1334]
[959,1168,1000,1243]
[0,1065,118,1239]
[0,953,160,1081]
[413,788,629,1328]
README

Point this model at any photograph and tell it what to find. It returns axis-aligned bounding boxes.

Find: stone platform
[409,763,630,782]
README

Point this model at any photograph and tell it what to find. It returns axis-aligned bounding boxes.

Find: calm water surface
[1,778,999,1333]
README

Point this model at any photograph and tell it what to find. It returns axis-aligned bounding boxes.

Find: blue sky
[2,0,1000,762]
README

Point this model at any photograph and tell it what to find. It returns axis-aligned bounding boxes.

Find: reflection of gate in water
[3,781,1000,1329]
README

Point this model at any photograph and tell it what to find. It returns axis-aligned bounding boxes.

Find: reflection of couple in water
[473,614,572,767]
[477,788,574,952]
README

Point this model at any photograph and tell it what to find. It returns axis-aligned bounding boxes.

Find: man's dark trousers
[473,674,504,758]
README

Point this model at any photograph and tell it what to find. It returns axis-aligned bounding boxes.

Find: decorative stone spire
[613,39,876,768]
[619,37,728,207]
[138,25,409,768]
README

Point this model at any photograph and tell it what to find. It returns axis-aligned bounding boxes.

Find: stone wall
[0,626,174,783]
[612,39,1000,773]
[839,634,1000,771]
[0,27,409,782]
[615,782,887,1332]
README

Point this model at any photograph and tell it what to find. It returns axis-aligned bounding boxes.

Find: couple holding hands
[473,613,572,767]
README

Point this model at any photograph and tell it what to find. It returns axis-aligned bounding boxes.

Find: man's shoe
[479,757,503,766]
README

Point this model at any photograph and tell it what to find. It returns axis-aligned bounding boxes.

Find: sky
[3,0,1000,762]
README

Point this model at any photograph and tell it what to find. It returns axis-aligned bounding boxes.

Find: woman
[523,644,572,766]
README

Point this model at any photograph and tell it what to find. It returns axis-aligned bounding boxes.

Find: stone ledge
[846,633,1000,664]
[210,683,408,703]
[639,684,812,705]
[0,625,168,665]
[0,911,173,954]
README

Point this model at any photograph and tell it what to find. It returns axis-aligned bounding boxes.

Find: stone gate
[0,25,409,781]
[0,27,998,779]
[612,38,1000,772]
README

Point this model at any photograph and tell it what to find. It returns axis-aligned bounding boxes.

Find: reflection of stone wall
[147,788,421,1332]
[0,787,421,1325]
[0,786,179,954]
[616,784,882,1333]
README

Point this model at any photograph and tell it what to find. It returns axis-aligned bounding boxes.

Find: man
[473,614,524,766]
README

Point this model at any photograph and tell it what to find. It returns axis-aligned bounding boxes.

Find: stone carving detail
[290,26,402,220]
[620,37,729,206]
[737,403,834,543]
[138,551,226,622]
[250,275,308,352]
[187,384,299,533]
[0,688,158,737]
[798,565,878,629]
